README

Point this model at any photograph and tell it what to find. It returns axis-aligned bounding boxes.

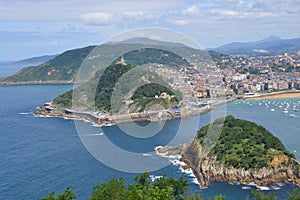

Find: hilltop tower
[116,56,127,66]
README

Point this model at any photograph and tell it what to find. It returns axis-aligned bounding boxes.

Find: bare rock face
[173,138,300,187]
[156,144,186,156]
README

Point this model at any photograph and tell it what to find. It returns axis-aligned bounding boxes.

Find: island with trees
[158,115,300,188]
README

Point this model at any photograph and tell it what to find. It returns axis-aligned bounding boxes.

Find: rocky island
[157,115,300,187]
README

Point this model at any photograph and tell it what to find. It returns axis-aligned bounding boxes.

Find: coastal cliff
[157,116,300,188]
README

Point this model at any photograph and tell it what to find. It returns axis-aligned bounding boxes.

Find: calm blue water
[0,85,299,200]
[0,62,31,78]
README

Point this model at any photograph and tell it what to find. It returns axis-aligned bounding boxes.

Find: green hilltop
[0,40,224,84]
[53,48,185,113]
[197,115,295,170]
[54,63,179,113]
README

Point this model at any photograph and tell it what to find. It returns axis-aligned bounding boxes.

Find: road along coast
[34,97,236,126]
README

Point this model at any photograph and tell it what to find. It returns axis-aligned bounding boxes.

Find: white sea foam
[257,186,271,191]
[192,178,200,185]
[171,159,187,167]
[149,175,163,182]
[92,124,104,127]
[154,146,167,157]
[180,167,193,175]
[82,133,104,137]
[33,114,54,118]
[242,182,273,191]
[142,153,152,157]
[270,185,281,190]
[104,123,114,127]
[155,146,202,187]
[154,146,179,158]
[242,186,252,190]
[19,112,30,115]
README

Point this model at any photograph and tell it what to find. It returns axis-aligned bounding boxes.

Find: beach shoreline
[245,90,300,99]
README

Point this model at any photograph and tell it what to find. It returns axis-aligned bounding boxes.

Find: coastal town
[34,50,300,127]
[149,50,300,100]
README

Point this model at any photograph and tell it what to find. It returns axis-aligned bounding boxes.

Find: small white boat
[242,186,252,190]
[283,110,289,114]
[270,108,275,112]
[288,114,296,118]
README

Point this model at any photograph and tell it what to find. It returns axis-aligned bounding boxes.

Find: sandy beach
[256,91,300,99]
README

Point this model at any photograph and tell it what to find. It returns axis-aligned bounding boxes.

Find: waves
[230,181,285,191]
[81,133,104,137]
[155,145,289,191]
[155,146,201,187]
[19,112,30,115]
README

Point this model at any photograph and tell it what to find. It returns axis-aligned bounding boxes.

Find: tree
[89,178,126,200]
[41,175,300,200]
[41,186,77,200]
[288,189,300,200]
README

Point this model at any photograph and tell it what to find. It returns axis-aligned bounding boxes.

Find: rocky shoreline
[33,97,236,126]
[34,104,210,126]
[156,140,300,188]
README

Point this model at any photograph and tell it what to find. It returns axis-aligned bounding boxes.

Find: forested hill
[197,115,295,170]
[53,61,179,113]
[0,40,224,84]
[113,48,189,67]
[0,46,95,82]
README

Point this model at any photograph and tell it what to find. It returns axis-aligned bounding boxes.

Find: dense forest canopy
[197,115,295,170]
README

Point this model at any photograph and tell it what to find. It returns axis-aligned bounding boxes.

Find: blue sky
[1,0,300,61]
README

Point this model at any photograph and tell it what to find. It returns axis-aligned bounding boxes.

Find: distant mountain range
[213,36,300,56]
[13,55,56,65]
[115,37,186,48]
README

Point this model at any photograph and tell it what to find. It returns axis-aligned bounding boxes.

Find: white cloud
[121,11,153,22]
[81,11,155,26]
[81,12,113,26]
[1,0,300,60]
[209,9,239,17]
[167,19,188,25]
[182,5,200,16]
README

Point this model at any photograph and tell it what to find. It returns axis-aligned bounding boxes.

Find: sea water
[0,84,299,200]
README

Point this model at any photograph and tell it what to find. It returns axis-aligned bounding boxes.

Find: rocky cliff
[157,139,300,188]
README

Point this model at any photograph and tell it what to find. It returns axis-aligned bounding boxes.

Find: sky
[1,0,300,61]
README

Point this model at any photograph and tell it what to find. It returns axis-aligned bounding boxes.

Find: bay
[0,85,299,200]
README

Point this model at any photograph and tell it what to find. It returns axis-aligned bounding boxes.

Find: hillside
[53,63,179,113]
[0,39,223,84]
[13,55,56,66]
[197,115,295,169]
[112,48,189,67]
[0,46,95,82]
[214,36,300,56]
[53,48,184,113]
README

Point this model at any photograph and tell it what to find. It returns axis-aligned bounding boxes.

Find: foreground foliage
[41,172,300,200]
